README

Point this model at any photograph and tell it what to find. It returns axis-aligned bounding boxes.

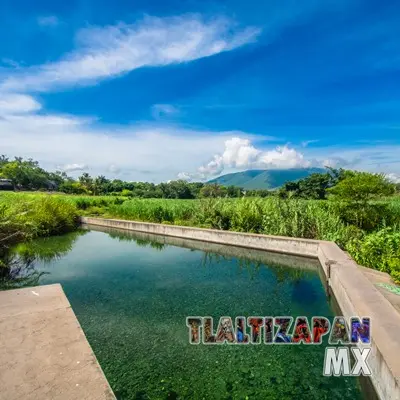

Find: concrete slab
[0,284,115,400]
[359,265,400,314]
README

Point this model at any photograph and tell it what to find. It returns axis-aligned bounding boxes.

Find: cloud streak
[151,104,179,119]
[37,16,60,27]
[58,163,88,172]
[0,14,261,93]
[0,93,41,114]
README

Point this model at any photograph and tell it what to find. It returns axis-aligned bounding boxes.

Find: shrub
[328,201,399,231]
[328,171,395,202]
[346,227,400,283]
[0,194,79,254]
[121,189,133,197]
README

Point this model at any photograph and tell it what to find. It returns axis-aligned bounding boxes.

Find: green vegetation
[347,228,400,283]
[0,156,267,198]
[1,155,400,284]
[0,156,65,190]
[0,193,79,288]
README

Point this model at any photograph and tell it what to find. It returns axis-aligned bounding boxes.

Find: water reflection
[85,225,321,282]
[0,229,86,290]
[0,252,46,289]
[1,225,322,292]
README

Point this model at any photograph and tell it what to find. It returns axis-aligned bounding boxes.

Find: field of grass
[1,191,399,283]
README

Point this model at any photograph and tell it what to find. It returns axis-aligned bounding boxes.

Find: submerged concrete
[0,284,115,400]
[81,216,400,400]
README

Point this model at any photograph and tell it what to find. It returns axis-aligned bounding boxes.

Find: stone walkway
[0,284,115,400]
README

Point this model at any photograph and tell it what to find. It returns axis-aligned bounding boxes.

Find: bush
[85,206,104,216]
[328,171,395,202]
[121,189,133,197]
[327,201,399,231]
[20,197,79,236]
[346,227,400,283]
[0,194,79,251]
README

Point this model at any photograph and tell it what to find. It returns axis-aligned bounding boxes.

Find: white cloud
[0,97,255,181]
[1,15,261,93]
[1,99,400,182]
[0,94,41,114]
[386,173,400,183]
[37,16,59,27]
[177,172,192,181]
[304,145,400,176]
[58,163,88,172]
[181,137,311,180]
[321,157,351,168]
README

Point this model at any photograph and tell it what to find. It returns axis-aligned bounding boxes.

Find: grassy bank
[0,192,79,253]
[1,192,399,283]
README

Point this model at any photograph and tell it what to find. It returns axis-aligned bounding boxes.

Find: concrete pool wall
[81,216,400,400]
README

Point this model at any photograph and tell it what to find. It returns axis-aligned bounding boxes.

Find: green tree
[0,158,49,189]
[298,173,332,200]
[328,171,396,231]
[93,175,109,195]
[278,168,347,200]
[328,171,395,203]
[78,173,93,193]
[59,181,88,194]
[199,184,227,198]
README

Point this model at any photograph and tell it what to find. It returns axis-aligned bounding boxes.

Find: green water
[9,227,367,399]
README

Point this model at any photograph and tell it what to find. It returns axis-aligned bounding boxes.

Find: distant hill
[208,168,326,190]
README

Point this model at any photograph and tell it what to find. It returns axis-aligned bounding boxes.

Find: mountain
[208,168,326,190]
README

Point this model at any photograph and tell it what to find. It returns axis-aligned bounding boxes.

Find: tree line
[0,155,398,200]
[0,156,271,198]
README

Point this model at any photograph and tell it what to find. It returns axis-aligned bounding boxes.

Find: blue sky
[1,0,400,182]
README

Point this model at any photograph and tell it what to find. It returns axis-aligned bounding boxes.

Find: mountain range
[207,168,325,190]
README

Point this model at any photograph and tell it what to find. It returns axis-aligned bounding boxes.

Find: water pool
[10,226,368,399]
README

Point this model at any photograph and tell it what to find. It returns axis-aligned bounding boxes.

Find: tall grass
[106,198,198,224]
[99,197,362,246]
[0,193,80,288]
[347,227,400,283]
[0,193,79,249]
[194,198,362,246]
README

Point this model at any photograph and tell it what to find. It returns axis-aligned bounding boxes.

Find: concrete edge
[80,217,321,258]
[319,242,400,400]
[81,216,400,400]
[85,223,321,271]
[56,283,116,400]
[56,284,117,399]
